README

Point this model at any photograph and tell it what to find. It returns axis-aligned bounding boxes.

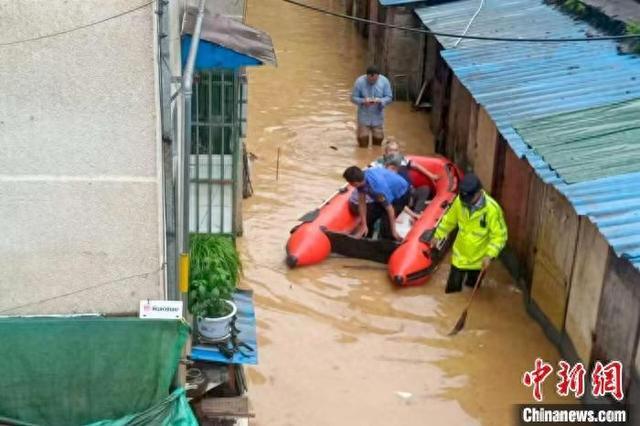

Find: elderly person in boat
[370,140,406,168]
[343,165,410,241]
[383,153,435,221]
[372,141,439,182]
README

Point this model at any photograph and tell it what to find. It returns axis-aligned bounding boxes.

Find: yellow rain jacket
[434,191,508,270]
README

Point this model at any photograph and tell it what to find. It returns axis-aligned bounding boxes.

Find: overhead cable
[0,1,154,48]
[283,0,640,43]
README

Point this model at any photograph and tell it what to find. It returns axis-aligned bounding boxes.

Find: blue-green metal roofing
[563,172,640,268]
[415,0,640,269]
[515,101,640,269]
[439,44,640,161]
[514,99,640,184]
[415,0,590,49]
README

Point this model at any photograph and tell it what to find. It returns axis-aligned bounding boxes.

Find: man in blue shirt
[351,66,393,148]
[343,165,410,241]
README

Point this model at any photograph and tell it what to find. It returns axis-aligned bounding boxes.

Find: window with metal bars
[189,69,241,235]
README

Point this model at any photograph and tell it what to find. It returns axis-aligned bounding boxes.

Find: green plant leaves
[627,22,640,54]
[562,0,586,15]
[188,234,241,318]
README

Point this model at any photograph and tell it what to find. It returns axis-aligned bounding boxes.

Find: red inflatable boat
[285,155,461,286]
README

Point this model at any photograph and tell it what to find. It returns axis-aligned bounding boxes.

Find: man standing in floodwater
[430,173,508,293]
[351,66,393,148]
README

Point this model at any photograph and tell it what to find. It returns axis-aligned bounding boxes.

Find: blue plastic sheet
[181,36,262,70]
[191,290,258,365]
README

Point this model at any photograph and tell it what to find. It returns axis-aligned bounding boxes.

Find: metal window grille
[189,69,242,235]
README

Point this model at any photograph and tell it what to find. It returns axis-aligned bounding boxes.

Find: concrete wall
[0,0,165,314]
[387,7,426,100]
[379,7,425,101]
[367,0,381,67]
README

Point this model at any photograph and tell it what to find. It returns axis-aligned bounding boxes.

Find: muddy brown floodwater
[239,0,576,425]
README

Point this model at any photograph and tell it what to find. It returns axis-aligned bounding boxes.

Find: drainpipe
[178,0,206,301]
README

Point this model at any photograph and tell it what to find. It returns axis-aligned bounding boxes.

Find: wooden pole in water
[276,147,280,181]
[448,267,488,336]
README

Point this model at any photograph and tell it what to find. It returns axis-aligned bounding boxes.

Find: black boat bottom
[324,230,401,264]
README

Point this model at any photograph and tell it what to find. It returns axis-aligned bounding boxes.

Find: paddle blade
[448,310,468,336]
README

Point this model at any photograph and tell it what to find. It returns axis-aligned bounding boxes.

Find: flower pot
[197,300,237,341]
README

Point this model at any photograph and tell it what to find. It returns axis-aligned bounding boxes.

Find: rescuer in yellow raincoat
[431,173,508,293]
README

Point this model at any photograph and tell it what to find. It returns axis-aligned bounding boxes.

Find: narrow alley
[239,0,573,424]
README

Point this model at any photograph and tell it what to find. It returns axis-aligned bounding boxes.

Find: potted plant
[188,234,242,341]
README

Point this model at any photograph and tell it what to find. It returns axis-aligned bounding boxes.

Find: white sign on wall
[139,300,183,320]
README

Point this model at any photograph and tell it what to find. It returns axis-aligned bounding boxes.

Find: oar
[448,267,488,336]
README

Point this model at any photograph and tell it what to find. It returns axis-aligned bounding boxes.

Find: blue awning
[181,35,262,70]
[182,11,276,71]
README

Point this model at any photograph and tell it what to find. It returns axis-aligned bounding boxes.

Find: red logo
[591,361,624,401]
[522,358,554,402]
[556,360,586,398]
[523,359,624,402]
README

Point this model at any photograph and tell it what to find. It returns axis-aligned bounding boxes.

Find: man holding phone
[351,66,393,148]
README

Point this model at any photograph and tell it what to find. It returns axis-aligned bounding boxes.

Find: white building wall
[0,0,165,314]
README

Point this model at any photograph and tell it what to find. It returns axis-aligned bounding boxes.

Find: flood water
[240,1,574,424]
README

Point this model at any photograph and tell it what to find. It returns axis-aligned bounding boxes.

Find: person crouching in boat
[344,141,409,220]
[343,165,410,241]
[429,173,508,293]
[383,153,438,221]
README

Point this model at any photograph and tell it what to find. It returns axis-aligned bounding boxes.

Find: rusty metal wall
[445,76,473,170]
[496,145,534,269]
[530,185,580,332]
[430,44,451,151]
[593,252,640,393]
[565,218,609,364]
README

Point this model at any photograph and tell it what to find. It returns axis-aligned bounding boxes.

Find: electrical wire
[283,0,640,43]
[453,0,485,48]
[0,265,165,314]
[0,1,155,48]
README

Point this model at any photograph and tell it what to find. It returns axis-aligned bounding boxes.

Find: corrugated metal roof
[514,99,640,184]
[415,0,590,49]
[415,0,640,269]
[563,172,640,269]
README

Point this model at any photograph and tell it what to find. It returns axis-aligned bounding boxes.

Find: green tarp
[0,316,197,426]
[86,388,195,426]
